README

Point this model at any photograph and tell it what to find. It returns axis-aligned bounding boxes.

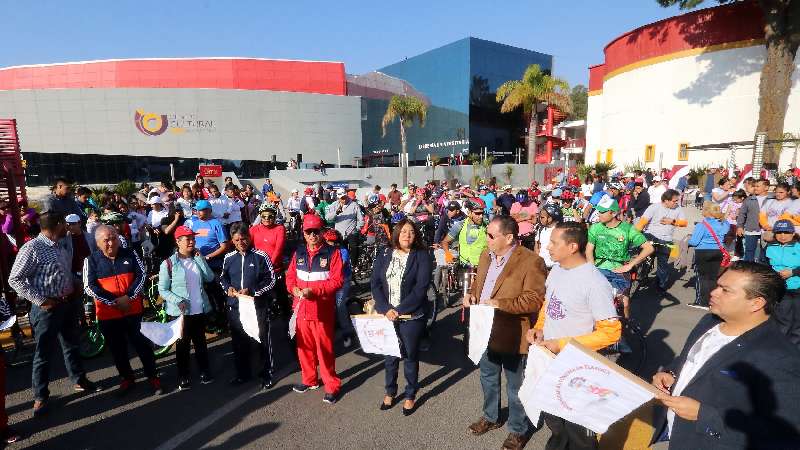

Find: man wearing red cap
[285,213,344,403]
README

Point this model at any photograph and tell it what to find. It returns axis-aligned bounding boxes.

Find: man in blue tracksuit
[220,223,276,389]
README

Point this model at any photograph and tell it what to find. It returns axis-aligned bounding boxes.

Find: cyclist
[534,204,562,269]
[511,190,539,250]
[402,187,435,246]
[560,190,582,223]
[360,194,392,247]
[434,201,466,247]
[635,189,687,291]
[586,197,654,318]
[441,198,488,267]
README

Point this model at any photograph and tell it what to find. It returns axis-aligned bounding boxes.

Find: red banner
[198,165,222,178]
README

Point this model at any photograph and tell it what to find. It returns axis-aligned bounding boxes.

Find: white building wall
[586,44,800,171]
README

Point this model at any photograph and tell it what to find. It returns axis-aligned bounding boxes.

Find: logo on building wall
[134,110,216,136]
[134,110,168,136]
[417,139,469,151]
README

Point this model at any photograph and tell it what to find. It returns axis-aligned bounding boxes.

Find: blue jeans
[335,278,353,336]
[645,234,672,289]
[29,300,85,401]
[598,269,631,295]
[480,350,529,434]
[385,318,426,400]
[743,234,761,262]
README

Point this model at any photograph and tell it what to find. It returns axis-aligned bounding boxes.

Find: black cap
[447,201,461,211]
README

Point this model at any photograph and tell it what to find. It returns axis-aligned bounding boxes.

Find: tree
[382,95,428,188]
[496,64,571,183]
[429,154,442,182]
[657,0,799,166]
[568,85,588,120]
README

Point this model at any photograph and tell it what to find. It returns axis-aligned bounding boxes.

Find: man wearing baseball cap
[325,187,363,267]
[586,197,654,318]
[185,199,231,330]
[285,213,344,403]
[765,218,800,347]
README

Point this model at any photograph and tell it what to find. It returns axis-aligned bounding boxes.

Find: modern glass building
[361,37,552,165]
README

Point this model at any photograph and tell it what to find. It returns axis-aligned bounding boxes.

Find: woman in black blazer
[371,218,432,415]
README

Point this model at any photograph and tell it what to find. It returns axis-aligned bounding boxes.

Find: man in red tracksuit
[285,214,344,404]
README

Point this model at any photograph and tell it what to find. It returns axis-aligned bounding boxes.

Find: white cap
[624,172,634,178]
[336,188,347,196]
[65,213,81,224]
[653,176,663,181]
[290,189,299,194]
[147,196,163,205]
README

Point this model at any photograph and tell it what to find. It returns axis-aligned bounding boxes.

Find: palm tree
[496,64,571,182]
[429,154,442,182]
[382,95,428,188]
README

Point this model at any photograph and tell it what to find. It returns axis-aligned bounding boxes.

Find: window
[678,143,689,161]
[605,148,614,164]
[645,145,655,162]
[596,150,602,163]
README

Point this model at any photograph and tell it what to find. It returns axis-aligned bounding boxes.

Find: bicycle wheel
[79,325,106,359]
[426,282,440,330]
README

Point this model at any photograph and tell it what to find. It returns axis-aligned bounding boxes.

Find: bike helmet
[100,211,126,224]
[391,212,406,224]
[541,203,563,223]
[414,187,426,196]
[367,194,381,208]
[464,198,485,212]
[304,187,314,195]
[258,203,277,214]
[561,190,575,201]
[326,184,334,190]
[515,190,529,204]
[552,188,563,198]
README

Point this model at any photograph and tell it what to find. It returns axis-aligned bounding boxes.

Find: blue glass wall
[361,37,553,165]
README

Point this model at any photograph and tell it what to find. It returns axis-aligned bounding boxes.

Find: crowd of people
[0,167,797,449]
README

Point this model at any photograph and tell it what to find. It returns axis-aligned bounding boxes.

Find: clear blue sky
[2,0,686,88]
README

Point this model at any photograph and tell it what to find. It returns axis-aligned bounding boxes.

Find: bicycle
[352,242,377,283]
[599,291,647,374]
[141,275,175,357]
[629,240,672,297]
[79,295,106,359]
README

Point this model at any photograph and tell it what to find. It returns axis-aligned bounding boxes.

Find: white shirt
[180,257,204,315]
[176,197,193,217]
[127,211,147,242]
[147,208,168,228]
[208,196,230,221]
[385,250,409,308]
[226,196,244,223]
[537,226,556,268]
[648,184,667,204]
[667,324,737,436]
[286,196,302,212]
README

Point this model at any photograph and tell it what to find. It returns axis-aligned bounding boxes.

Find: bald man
[84,225,161,396]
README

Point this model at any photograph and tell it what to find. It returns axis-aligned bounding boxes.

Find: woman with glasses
[371,218,432,415]
[285,214,344,404]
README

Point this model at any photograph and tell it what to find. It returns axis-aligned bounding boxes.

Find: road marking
[152,388,257,450]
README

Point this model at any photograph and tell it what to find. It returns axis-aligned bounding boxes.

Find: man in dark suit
[463,215,547,450]
[651,261,800,449]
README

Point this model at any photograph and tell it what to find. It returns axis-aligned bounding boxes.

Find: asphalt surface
[4,211,709,450]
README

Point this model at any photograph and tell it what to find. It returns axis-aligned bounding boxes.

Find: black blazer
[370,246,432,319]
[652,314,800,449]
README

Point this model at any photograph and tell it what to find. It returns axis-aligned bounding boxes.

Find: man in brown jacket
[463,215,547,450]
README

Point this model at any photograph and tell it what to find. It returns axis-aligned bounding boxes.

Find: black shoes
[260,378,275,390]
[200,372,215,385]
[74,377,102,393]
[178,378,191,391]
[229,377,249,387]
[292,383,320,393]
[379,395,395,411]
[323,392,338,404]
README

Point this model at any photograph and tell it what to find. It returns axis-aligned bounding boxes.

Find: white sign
[351,315,402,357]
[237,294,261,343]
[468,304,495,365]
[523,341,659,434]
[518,345,556,425]
[140,315,184,347]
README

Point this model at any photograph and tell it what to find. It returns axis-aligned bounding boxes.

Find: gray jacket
[42,194,82,217]
[325,200,364,238]
[736,195,768,232]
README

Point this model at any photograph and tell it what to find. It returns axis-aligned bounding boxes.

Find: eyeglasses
[304,229,320,235]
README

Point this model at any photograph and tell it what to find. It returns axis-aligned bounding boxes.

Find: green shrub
[115,179,137,198]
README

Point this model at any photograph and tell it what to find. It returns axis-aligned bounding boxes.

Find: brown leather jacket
[469,245,547,354]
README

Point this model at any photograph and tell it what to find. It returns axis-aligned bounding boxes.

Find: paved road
[4,210,708,449]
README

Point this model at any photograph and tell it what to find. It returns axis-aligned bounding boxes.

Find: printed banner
[468,304,495,365]
[523,340,659,434]
[237,294,261,343]
[351,315,401,357]
[140,315,184,347]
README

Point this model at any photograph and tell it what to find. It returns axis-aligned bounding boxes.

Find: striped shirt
[9,234,74,306]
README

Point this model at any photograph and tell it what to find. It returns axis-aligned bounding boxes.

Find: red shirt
[250,223,286,271]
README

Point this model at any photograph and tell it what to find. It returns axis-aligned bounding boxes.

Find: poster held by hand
[236,294,261,343]
[140,315,184,347]
[468,304,495,365]
[351,314,402,357]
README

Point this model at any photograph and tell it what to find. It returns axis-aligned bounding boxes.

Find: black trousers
[175,314,210,379]
[384,318,425,400]
[228,300,274,381]
[544,412,598,450]
[693,249,722,307]
[99,314,157,380]
[774,291,800,348]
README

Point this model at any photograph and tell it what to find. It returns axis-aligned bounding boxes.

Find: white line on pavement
[152,388,257,450]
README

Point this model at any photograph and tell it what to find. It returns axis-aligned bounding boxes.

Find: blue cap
[552,188,563,198]
[773,219,794,233]
[195,199,211,210]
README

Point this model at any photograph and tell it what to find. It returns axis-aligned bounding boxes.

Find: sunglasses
[304,229,320,235]
[472,211,484,215]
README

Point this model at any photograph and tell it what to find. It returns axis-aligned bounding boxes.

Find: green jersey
[588,221,648,270]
